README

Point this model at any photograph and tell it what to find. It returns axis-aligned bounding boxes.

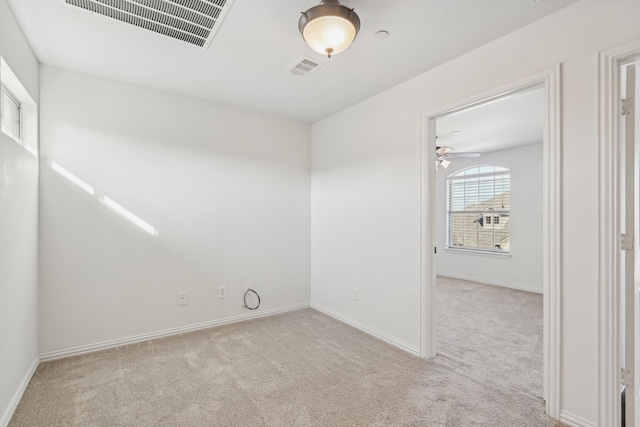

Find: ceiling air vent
[286,56,323,77]
[64,0,235,48]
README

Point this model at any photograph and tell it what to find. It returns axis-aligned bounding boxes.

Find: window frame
[446,165,511,255]
[1,83,22,142]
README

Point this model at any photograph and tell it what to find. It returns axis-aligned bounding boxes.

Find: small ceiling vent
[64,0,235,48]
[286,56,323,77]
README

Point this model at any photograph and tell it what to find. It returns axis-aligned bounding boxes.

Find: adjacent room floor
[436,276,544,399]
[10,289,556,426]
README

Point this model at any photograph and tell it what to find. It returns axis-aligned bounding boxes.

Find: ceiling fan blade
[435,146,453,155]
[443,152,481,158]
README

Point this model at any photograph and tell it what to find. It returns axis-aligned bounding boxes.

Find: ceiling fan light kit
[299,0,361,58]
[437,158,452,170]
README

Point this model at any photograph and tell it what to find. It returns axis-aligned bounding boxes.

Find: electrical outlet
[177,292,187,306]
[219,286,227,299]
[353,288,359,301]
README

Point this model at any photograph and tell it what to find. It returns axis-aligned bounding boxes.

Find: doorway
[433,86,545,399]
[420,67,562,418]
[599,40,640,427]
[619,60,638,427]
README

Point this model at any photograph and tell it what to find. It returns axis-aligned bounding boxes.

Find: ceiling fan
[436,146,481,170]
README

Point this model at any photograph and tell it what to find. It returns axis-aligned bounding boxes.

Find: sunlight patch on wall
[51,161,94,195]
[100,196,159,236]
[50,161,159,236]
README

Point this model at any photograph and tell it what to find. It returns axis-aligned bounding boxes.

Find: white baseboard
[437,273,542,294]
[559,410,596,427]
[40,303,310,362]
[1,356,39,427]
[310,302,420,356]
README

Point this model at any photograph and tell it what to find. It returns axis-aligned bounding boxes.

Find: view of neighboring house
[449,190,510,252]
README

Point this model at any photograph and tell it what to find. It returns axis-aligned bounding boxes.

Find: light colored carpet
[10,308,561,426]
[436,276,544,399]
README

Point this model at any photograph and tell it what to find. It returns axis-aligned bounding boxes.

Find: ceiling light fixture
[299,0,361,58]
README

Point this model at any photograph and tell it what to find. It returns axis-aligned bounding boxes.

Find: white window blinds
[447,166,510,253]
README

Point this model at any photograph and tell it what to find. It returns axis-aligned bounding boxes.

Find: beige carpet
[10,306,561,426]
[436,276,544,399]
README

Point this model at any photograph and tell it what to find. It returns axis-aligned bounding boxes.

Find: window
[1,84,21,142]
[1,57,38,156]
[447,165,510,253]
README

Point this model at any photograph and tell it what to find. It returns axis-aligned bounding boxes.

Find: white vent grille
[65,0,234,48]
[286,57,323,77]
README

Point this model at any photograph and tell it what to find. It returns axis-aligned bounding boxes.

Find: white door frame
[598,38,640,427]
[419,65,562,418]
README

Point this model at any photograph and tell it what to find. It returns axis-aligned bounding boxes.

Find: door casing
[420,66,562,418]
[599,39,640,427]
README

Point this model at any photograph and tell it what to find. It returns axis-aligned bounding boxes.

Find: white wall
[0,0,39,425]
[311,0,640,423]
[436,144,543,293]
[38,66,311,355]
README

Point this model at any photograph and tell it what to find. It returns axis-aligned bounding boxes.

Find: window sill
[444,248,511,259]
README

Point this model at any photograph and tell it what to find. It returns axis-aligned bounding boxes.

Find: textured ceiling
[6,0,578,122]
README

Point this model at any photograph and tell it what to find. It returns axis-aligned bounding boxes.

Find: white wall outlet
[177,291,187,306]
[353,288,359,301]
[219,286,227,299]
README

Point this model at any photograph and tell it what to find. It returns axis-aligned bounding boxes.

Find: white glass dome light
[299,0,361,58]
